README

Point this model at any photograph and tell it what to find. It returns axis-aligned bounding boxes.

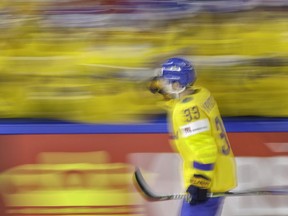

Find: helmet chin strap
[165,85,186,99]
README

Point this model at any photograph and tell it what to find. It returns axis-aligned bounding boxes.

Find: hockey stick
[134,167,288,201]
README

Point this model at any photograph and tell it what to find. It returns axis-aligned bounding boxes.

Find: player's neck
[179,88,195,99]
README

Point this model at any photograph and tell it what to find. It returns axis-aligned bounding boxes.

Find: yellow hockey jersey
[167,86,237,193]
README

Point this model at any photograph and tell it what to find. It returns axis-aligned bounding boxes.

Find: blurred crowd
[0,0,287,123]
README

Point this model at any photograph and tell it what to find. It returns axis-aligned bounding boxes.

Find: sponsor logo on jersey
[180,119,210,137]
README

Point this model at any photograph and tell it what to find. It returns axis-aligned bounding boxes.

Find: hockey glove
[147,77,171,100]
[147,76,163,94]
[186,174,211,205]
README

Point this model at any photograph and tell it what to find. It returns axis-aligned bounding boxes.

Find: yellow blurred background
[0,0,287,122]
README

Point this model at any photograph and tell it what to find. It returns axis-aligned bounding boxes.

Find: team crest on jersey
[182,97,193,103]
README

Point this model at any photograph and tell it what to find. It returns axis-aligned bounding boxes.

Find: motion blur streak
[0,1,287,122]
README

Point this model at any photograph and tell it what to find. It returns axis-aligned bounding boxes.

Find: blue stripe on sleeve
[193,161,214,171]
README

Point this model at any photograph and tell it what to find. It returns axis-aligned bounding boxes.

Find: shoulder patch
[202,95,216,113]
[182,97,193,103]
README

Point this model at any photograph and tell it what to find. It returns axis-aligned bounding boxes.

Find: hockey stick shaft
[134,167,288,201]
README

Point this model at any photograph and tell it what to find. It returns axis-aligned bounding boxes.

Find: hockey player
[148,57,237,216]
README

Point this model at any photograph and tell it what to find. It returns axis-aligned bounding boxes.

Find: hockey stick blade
[134,167,288,201]
[134,167,187,200]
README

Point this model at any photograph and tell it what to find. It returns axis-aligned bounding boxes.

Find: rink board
[0,118,287,216]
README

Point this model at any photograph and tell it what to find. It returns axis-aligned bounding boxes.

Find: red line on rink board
[6,205,145,215]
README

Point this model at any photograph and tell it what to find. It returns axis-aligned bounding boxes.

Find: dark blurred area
[0,0,287,123]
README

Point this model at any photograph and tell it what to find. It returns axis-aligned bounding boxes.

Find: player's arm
[185,133,217,205]
[173,106,217,204]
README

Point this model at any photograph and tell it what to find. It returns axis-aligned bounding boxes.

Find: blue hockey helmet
[159,57,196,95]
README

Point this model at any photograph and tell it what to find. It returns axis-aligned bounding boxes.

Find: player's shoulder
[174,86,216,114]
[178,86,211,104]
[168,86,213,114]
[194,86,218,113]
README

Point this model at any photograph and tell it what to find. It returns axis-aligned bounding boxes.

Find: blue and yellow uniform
[164,86,237,216]
[149,57,237,216]
[167,86,237,193]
